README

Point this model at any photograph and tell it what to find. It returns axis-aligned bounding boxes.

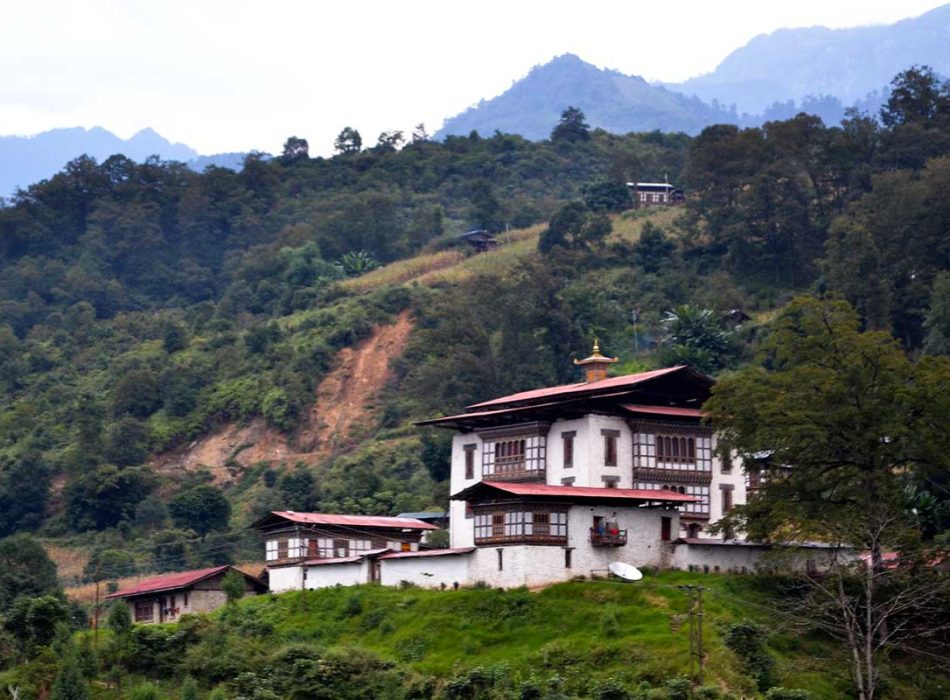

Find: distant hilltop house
[627,182,685,207]
[106,565,265,624]
[459,229,498,253]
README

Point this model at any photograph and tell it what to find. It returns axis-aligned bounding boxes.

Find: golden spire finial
[574,338,618,382]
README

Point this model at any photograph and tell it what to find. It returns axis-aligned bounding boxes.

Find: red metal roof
[620,404,703,418]
[379,547,476,560]
[106,565,256,599]
[472,481,699,503]
[467,366,696,409]
[263,511,438,530]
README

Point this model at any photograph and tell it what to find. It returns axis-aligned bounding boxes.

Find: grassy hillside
[9,573,945,699]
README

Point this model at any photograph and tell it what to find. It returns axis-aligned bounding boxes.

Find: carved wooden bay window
[477,422,549,482]
[473,502,568,545]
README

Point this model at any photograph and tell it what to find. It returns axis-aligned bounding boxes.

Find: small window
[719,441,733,473]
[497,548,504,571]
[277,538,288,559]
[602,430,619,467]
[562,432,575,468]
[333,539,349,558]
[492,513,505,537]
[464,444,476,480]
[661,516,672,542]
[183,592,189,608]
[722,486,734,513]
[565,548,572,569]
[401,542,412,552]
[134,601,153,623]
[371,539,387,550]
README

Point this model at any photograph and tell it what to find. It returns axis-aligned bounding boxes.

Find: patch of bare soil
[296,310,413,456]
[152,311,413,484]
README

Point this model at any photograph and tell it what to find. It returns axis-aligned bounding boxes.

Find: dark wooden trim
[477,422,551,440]
[600,428,621,437]
[484,469,546,483]
[633,467,712,484]
[629,419,712,436]
[476,534,568,546]
[560,430,576,438]
[601,475,620,483]
[561,477,575,485]
[719,483,735,491]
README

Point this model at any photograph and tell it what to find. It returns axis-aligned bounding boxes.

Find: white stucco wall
[671,543,766,572]
[379,554,472,588]
[268,565,304,593]
[587,415,634,488]
[545,417,590,485]
[671,542,848,573]
[705,437,747,536]
[304,560,372,589]
[465,505,678,588]
[450,432,481,548]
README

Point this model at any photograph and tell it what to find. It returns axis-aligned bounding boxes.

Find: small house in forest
[105,565,266,624]
[627,182,685,207]
[459,229,498,252]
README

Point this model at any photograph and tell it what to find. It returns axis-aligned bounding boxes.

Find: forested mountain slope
[0,68,948,590]
[437,54,739,140]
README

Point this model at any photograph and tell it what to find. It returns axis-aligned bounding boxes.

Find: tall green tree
[333,127,362,155]
[50,651,89,700]
[0,535,60,610]
[169,485,231,536]
[705,296,950,700]
[538,202,611,256]
[550,106,590,143]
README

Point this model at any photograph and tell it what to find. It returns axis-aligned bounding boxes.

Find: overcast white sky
[1,0,945,155]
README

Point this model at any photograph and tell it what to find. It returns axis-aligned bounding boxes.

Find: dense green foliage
[0,71,947,697]
[10,574,935,699]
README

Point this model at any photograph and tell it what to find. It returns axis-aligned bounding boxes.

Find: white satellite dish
[609,561,643,582]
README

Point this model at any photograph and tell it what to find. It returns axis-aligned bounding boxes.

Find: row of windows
[474,511,568,540]
[265,536,392,561]
[634,433,713,471]
[466,432,728,477]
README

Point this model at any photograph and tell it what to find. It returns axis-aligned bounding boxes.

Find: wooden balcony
[590,528,627,547]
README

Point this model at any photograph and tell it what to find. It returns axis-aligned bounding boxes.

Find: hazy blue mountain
[0,127,251,198]
[666,4,950,115]
[436,54,740,141]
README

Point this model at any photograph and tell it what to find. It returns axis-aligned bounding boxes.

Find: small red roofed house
[105,565,266,624]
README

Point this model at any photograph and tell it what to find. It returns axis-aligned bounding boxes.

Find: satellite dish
[609,561,643,582]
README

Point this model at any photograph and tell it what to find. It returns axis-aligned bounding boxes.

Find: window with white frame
[634,431,712,472]
[473,508,567,543]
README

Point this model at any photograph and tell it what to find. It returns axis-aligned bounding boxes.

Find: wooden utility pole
[93,564,101,645]
[677,584,706,685]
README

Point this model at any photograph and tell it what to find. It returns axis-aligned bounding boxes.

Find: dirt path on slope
[152,312,413,483]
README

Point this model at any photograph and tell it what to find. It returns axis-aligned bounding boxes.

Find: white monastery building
[255,344,803,591]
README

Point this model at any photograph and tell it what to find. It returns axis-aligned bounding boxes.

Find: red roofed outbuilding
[106,565,266,624]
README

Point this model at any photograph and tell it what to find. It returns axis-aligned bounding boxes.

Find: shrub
[765,689,811,700]
[128,682,162,700]
[724,623,776,691]
[600,605,621,639]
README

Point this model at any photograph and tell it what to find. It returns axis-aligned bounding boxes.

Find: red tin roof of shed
[106,565,259,599]
[262,511,437,530]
